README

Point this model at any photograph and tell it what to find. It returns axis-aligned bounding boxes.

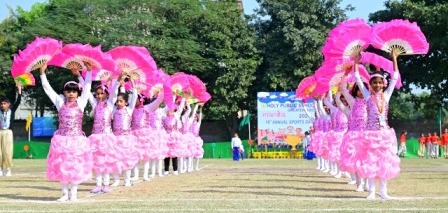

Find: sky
[1,0,387,21]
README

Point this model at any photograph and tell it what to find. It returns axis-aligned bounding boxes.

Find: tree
[369,0,448,106]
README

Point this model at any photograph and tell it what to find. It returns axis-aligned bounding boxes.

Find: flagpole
[440,106,442,137]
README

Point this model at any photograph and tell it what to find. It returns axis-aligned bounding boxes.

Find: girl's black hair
[137,94,151,105]
[62,82,82,96]
[350,82,369,98]
[117,92,129,106]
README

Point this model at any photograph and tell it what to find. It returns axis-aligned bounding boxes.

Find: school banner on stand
[257,92,315,146]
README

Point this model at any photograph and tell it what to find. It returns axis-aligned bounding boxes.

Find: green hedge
[12,138,435,160]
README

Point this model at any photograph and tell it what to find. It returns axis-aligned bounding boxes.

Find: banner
[257,92,315,145]
[32,117,57,137]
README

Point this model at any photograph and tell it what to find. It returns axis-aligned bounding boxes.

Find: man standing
[0,85,22,176]
[231,133,242,161]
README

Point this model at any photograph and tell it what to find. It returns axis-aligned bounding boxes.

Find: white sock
[96,174,103,187]
[103,174,110,186]
[195,158,200,170]
[70,185,78,197]
[133,164,139,179]
[158,160,163,176]
[125,170,131,182]
[143,161,150,179]
[151,160,156,176]
[62,184,69,196]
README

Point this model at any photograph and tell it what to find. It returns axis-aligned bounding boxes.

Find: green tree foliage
[369,0,448,109]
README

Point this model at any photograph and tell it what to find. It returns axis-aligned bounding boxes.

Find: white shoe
[111,181,120,187]
[329,170,336,176]
[130,176,138,181]
[143,176,150,181]
[333,173,342,179]
[380,193,391,200]
[57,195,69,202]
[149,174,155,179]
[366,192,376,200]
[173,171,179,176]
[319,167,325,171]
[195,167,200,171]
[344,172,352,179]
[315,166,321,170]
[356,184,364,192]
[323,169,330,173]
[5,170,11,177]
[364,184,370,192]
[348,180,357,185]
[158,173,164,177]
[124,181,132,187]
[180,169,186,174]
[69,195,78,202]
[163,171,169,176]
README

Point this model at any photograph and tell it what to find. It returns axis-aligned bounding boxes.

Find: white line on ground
[1,196,448,204]
[3,208,448,212]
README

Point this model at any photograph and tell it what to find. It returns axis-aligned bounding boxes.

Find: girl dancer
[40,62,93,202]
[191,104,204,171]
[324,92,348,178]
[179,103,193,173]
[318,99,332,173]
[148,106,169,178]
[304,99,325,171]
[354,51,400,200]
[339,76,368,191]
[77,72,119,194]
[131,92,164,181]
[111,75,139,187]
[164,98,186,175]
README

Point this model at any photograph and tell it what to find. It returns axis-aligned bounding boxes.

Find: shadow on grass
[204,185,354,192]
[182,189,360,199]
[0,194,55,201]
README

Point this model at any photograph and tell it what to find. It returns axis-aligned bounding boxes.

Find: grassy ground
[1,158,448,212]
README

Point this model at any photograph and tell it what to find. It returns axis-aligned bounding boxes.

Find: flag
[239,112,250,130]
[25,112,32,131]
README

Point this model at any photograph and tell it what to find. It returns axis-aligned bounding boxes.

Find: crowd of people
[417,129,448,158]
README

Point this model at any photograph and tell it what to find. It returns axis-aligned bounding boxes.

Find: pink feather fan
[370,19,429,55]
[11,37,62,77]
[49,43,119,81]
[147,69,168,98]
[322,19,371,60]
[314,60,370,94]
[360,51,402,88]
[296,76,317,100]
[108,46,157,82]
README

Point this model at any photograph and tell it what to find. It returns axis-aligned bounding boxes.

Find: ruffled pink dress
[46,101,93,185]
[191,121,204,158]
[355,93,400,180]
[163,115,184,158]
[149,109,169,160]
[339,98,367,173]
[181,119,196,158]
[327,109,348,162]
[318,117,332,159]
[308,118,321,154]
[131,107,152,161]
[88,101,120,174]
[113,108,139,171]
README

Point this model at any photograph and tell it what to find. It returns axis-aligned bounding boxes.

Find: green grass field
[1,158,448,212]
